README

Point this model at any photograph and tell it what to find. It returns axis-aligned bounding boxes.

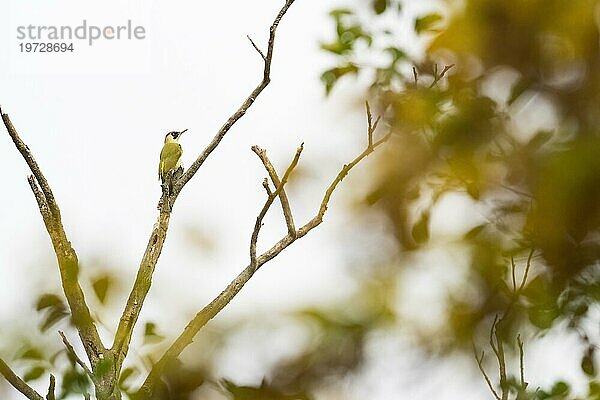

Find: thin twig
[494,327,508,400]
[247,35,266,61]
[429,64,454,88]
[489,315,499,358]
[365,102,380,148]
[250,144,303,268]
[46,375,56,400]
[59,331,98,385]
[473,348,501,400]
[262,178,273,195]
[0,357,44,400]
[517,334,527,391]
[517,248,535,294]
[252,145,299,236]
[511,256,517,293]
[1,107,58,217]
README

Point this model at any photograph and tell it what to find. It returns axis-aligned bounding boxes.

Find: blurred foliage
[318,0,600,398]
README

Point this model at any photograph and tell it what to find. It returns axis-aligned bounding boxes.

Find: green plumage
[159,142,183,181]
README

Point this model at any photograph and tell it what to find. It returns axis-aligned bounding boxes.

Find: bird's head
[164,129,188,143]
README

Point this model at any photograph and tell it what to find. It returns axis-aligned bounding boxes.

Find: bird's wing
[159,142,183,180]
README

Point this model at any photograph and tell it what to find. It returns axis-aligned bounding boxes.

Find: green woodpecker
[158,129,187,184]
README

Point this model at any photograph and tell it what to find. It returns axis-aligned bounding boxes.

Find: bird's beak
[179,129,188,136]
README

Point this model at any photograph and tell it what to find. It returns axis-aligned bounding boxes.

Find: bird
[158,129,187,186]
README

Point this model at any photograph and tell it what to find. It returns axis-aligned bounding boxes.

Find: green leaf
[414,13,443,35]
[36,294,63,311]
[385,47,407,64]
[582,348,596,377]
[92,275,111,304]
[372,0,388,15]
[23,366,46,382]
[527,304,559,329]
[320,40,351,55]
[412,211,430,244]
[550,381,570,396]
[20,347,44,361]
[119,367,139,390]
[321,63,359,95]
[40,307,69,333]
[588,381,600,399]
[60,368,91,397]
[329,8,353,18]
[143,322,165,344]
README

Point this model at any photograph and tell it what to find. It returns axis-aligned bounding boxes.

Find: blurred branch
[517,248,534,294]
[46,375,56,400]
[474,316,508,400]
[365,101,380,148]
[59,331,97,385]
[136,118,390,399]
[428,64,454,88]
[475,250,534,400]
[0,357,44,400]
[1,108,104,367]
[112,0,298,381]
[517,334,528,392]
[474,349,501,400]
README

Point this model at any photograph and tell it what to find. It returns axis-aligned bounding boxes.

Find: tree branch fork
[0,1,390,399]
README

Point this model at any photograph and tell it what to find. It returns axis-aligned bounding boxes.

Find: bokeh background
[2,0,600,399]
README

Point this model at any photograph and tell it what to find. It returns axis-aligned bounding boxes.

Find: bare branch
[511,256,517,293]
[1,108,104,365]
[59,331,97,385]
[262,178,273,196]
[429,64,454,88]
[247,35,266,61]
[494,329,508,400]
[251,144,303,267]
[365,102,381,149]
[489,315,499,358]
[0,357,44,400]
[27,175,52,223]
[46,375,56,400]
[473,348,501,400]
[517,248,534,294]
[112,211,171,368]
[136,128,389,399]
[252,145,300,236]
[111,0,297,375]
[517,334,527,391]
[173,0,297,196]
[1,107,58,217]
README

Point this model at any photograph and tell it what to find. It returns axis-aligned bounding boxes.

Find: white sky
[0,1,578,399]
